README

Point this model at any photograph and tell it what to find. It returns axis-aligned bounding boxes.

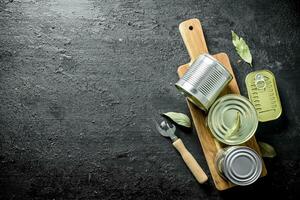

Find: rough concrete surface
[0,0,299,199]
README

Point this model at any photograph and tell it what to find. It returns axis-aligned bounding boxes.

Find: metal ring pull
[255,74,266,90]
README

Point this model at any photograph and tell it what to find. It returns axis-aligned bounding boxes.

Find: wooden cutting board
[177,19,267,191]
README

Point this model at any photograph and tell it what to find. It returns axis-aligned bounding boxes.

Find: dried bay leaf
[258,141,277,158]
[231,31,253,67]
[224,112,241,139]
[162,112,191,128]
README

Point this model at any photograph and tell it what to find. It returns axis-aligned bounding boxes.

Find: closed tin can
[215,146,262,186]
[175,54,232,112]
[245,70,282,122]
[207,94,258,145]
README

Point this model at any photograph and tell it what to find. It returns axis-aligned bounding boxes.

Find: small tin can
[207,94,258,145]
[215,146,262,186]
[245,70,282,122]
[175,54,232,112]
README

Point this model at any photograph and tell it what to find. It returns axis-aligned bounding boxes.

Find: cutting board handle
[179,19,209,62]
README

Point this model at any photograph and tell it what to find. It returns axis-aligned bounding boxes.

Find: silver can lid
[222,146,262,186]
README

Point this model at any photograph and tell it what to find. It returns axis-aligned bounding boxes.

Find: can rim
[198,53,233,78]
[175,80,208,112]
[223,146,262,186]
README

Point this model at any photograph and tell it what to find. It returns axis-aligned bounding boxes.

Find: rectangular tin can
[245,70,282,122]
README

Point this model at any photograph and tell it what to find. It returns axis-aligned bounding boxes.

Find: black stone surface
[0,0,299,199]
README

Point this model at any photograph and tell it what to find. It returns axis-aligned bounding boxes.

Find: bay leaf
[224,112,241,139]
[162,112,191,128]
[231,30,253,67]
[258,141,277,158]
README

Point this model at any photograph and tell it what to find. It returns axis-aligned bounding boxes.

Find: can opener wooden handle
[173,139,208,184]
[155,120,208,184]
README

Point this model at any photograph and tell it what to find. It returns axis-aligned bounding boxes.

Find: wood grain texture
[179,18,208,62]
[172,139,208,184]
[177,19,267,191]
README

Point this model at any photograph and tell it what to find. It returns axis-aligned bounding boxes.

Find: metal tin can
[215,146,262,186]
[207,94,258,145]
[245,70,282,122]
[175,54,232,112]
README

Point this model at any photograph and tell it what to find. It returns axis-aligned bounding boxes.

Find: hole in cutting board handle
[189,26,193,30]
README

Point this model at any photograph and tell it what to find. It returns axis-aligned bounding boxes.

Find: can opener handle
[173,139,208,184]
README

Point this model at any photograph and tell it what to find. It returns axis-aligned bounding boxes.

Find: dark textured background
[0,0,299,199]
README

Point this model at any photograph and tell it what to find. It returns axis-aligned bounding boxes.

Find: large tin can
[175,54,232,112]
[207,94,258,145]
[215,146,262,186]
